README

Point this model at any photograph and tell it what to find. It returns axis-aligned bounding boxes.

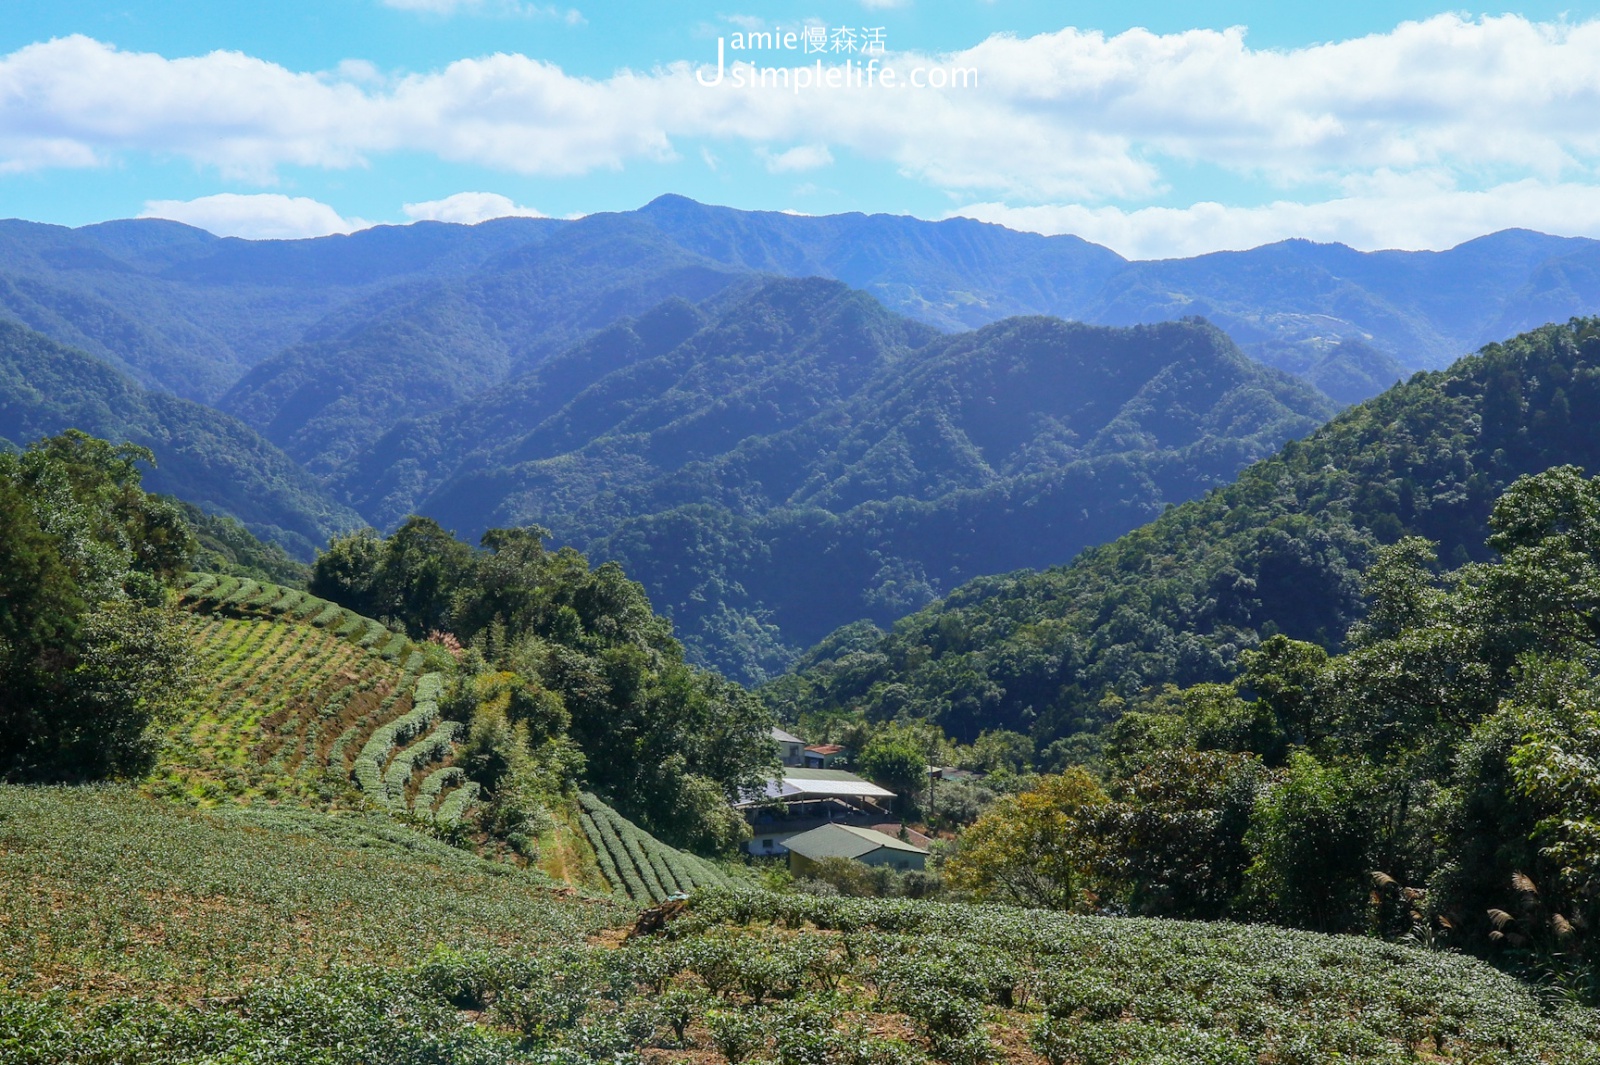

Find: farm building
[802,743,850,769]
[771,726,807,767]
[784,823,928,873]
[737,768,897,857]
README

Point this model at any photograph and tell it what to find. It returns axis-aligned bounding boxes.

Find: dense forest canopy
[941,464,1600,992]
[309,519,775,851]
[768,318,1600,752]
[345,278,1334,680]
[0,430,195,780]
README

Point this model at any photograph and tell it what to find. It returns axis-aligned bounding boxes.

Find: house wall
[747,829,796,857]
[859,847,926,872]
[787,846,926,874]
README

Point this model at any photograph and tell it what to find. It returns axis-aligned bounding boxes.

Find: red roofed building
[803,743,849,769]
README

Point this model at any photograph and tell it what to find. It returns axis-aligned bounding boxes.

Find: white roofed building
[738,767,897,857]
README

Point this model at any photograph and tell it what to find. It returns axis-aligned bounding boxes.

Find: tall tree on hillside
[0,431,196,781]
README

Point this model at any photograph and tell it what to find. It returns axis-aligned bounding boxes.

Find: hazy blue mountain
[343,278,1333,680]
[6,201,1600,450]
[217,217,750,474]
[630,198,1600,379]
[0,320,358,556]
[0,216,554,402]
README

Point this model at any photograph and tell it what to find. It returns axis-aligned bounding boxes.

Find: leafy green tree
[1244,752,1376,933]
[944,769,1112,910]
[858,731,928,816]
[1107,749,1265,919]
[1238,635,1329,756]
[0,431,196,781]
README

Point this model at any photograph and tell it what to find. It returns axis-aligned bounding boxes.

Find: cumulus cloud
[759,144,833,173]
[139,194,367,239]
[402,191,545,223]
[15,16,1600,251]
[954,177,1600,259]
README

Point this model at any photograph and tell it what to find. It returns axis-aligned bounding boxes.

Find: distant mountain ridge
[4,200,1600,451]
[342,277,1333,679]
[0,320,358,556]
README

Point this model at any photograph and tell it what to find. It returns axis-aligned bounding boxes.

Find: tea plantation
[5,784,1598,1063]
[7,565,1598,1062]
[579,791,737,902]
[154,575,481,822]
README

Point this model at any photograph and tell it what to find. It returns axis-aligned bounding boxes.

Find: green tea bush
[352,673,443,805]
[434,781,480,826]
[382,720,461,806]
[415,766,465,814]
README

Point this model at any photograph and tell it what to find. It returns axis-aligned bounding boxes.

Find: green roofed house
[783,823,928,874]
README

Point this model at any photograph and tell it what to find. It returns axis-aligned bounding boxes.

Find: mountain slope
[0,320,358,556]
[9,202,1600,465]
[219,216,749,473]
[344,278,1333,679]
[0,216,551,402]
[768,317,1600,745]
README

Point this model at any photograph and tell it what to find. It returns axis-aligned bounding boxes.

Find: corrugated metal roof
[770,726,807,745]
[736,768,896,805]
[784,823,928,862]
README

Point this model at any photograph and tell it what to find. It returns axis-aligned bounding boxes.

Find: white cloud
[13,15,1600,230]
[759,143,833,173]
[953,177,1600,259]
[402,190,545,223]
[139,193,367,239]
[381,0,584,19]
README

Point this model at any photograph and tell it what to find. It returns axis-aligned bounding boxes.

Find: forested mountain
[9,199,1600,665]
[5,200,1600,465]
[218,217,749,474]
[0,320,357,555]
[630,197,1600,378]
[766,317,1600,750]
[343,277,1333,679]
[0,216,551,402]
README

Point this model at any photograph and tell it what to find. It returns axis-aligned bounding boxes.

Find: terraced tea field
[579,792,736,902]
[155,575,478,822]
[0,786,611,1004]
[181,573,416,661]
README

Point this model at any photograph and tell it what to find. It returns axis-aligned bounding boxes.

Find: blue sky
[6,1,1600,256]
